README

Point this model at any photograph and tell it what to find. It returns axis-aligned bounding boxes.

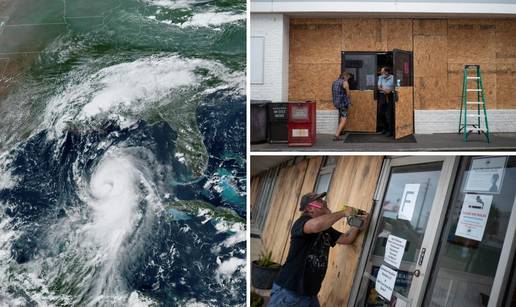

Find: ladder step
[468,128,485,132]
[467,114,482,117]
[467,89,482,92]
[467,101,483,105]
[467,77,480,80]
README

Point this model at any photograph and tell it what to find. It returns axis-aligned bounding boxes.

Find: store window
[251,165,279,234]
[314,156,337,194]
[341,52,377,90]
[424,156,516,307]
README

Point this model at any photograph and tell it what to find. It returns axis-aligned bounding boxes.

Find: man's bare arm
[336,227,360,245]
[303,208,353,234]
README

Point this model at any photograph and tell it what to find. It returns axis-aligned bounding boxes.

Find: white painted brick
[316,110,339,134]
[415,109,516,133]
[251,13,289,102]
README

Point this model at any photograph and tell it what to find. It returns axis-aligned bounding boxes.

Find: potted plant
[251,291,265,307]
[251,250,281,289]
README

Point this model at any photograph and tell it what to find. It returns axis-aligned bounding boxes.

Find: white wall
[251,0,516,16]
[250,13,289,102]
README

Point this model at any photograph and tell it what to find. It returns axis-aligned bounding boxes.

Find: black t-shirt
[274,215,342,296]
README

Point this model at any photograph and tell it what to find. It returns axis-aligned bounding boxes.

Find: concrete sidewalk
[251,133,516,152]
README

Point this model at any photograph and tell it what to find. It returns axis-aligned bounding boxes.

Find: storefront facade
[250,155,516,306]
[250,1,516,135]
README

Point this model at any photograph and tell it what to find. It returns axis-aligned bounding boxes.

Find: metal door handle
[414,269,420,277]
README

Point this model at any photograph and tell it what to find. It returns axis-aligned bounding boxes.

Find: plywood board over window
[413,33,447,109]
[290,19,342,65]
[261,160,309,262]
[382,19,413,51]
[318,156,384,307]
[250,176,261,210]
[260,157,324,263]
[341,19,384,51]
[496,63,516,109]
[289,63,340,103]
[447,19,497,64]
[447,63,497,109]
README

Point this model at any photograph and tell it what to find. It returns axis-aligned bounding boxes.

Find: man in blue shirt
[377,67,394,137]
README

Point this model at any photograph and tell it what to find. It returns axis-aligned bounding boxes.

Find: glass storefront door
[352,157,458,306]
[423,157,516,307]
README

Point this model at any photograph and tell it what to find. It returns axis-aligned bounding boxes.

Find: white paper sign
[384,235,407,269]
[376,264,397,301]
[465,157,507,194]
[455,194,493,241]
[398,184,420,221]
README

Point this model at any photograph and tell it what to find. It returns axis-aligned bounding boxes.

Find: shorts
[338,107,349,118]
[267,283,320,307]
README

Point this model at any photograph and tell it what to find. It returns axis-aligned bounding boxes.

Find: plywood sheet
[447,19,497,64]
[496,63,516,109]
[382,19,413,51]
[250,176,260,210]
[261,160,309,263]
[447,63,497,109]
[289,63,340,103]
[342,19,384,51]
[318,156,384,307]
[395,87,414,138]
[495,19,516,65]
[414,76,448,110]
[280,157,323,263]
[290,20,343,64]
[344,90,377,132]
[317,100,335,110]
[414,35,447,78]
[413,19,447,36]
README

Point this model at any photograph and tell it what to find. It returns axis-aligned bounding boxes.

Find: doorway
[341,50,413,139]
[349,156,516,306]
[349,156,458,306]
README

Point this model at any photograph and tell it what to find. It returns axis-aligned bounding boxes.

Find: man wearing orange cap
[268,192,368,307]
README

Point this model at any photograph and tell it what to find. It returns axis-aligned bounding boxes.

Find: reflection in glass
[424,157,516,307]
[357,162,442,306]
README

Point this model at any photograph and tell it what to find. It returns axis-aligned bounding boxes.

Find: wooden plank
[250,176,261,210]
[280,157,323,263]
[261,160,309,263]
[395,87,414,139]
[318,156,384,307]
[345,90,377,132]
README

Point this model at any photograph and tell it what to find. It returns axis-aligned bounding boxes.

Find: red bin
[288,101,316,146]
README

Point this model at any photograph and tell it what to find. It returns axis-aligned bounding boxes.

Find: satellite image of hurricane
[0,0,246,306]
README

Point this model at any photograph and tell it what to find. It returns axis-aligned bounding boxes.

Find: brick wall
[250,13,289,102]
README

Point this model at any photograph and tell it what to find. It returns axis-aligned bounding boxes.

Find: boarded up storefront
[288,18,516,134]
